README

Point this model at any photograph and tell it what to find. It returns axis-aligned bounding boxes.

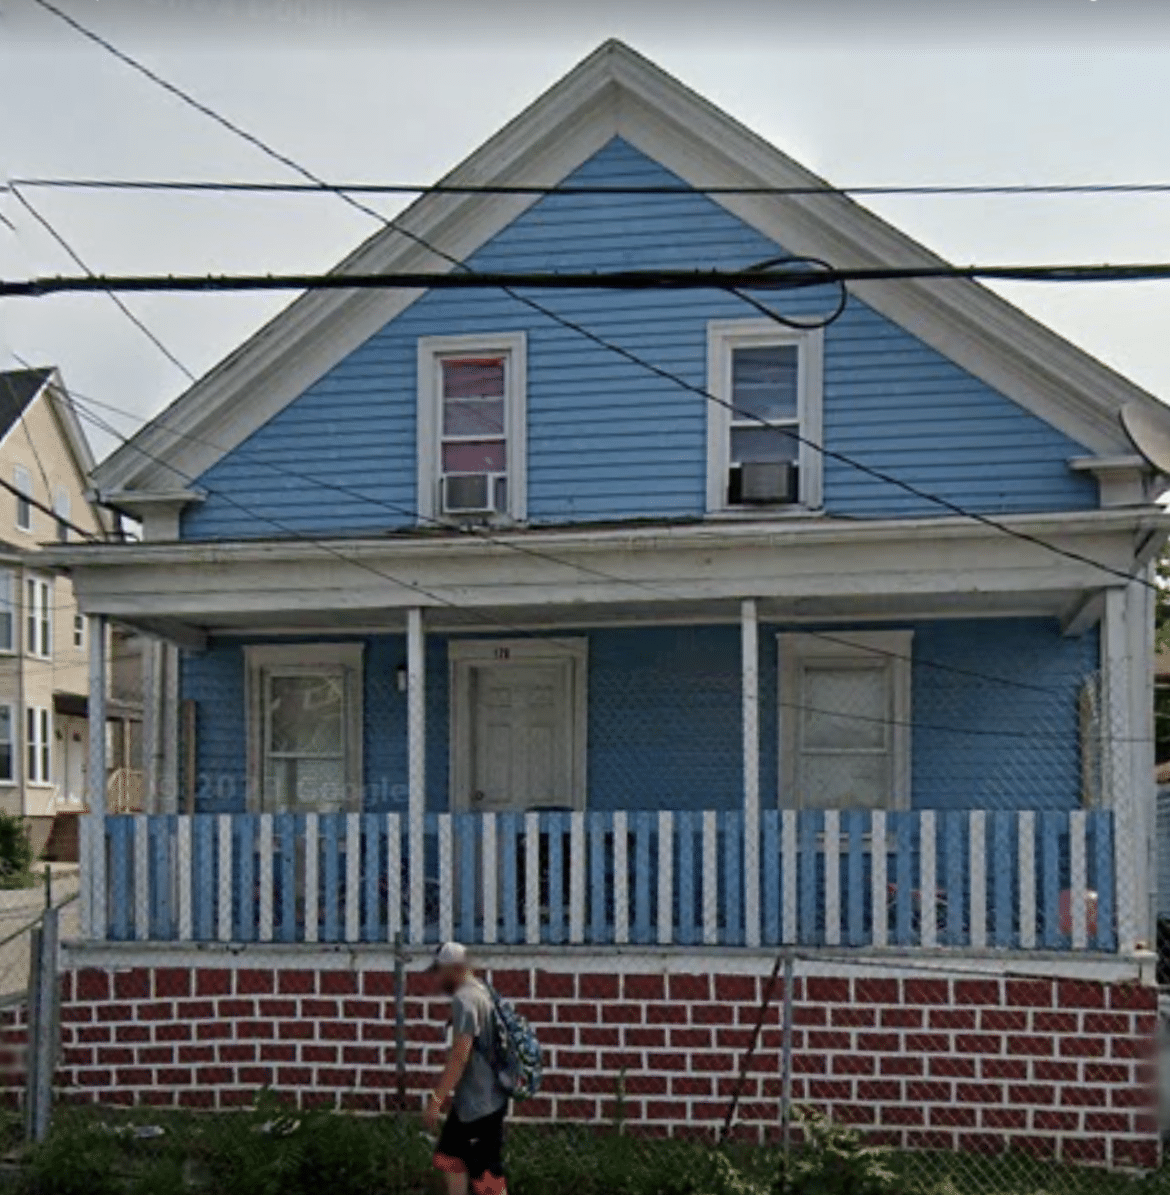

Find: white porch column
[141,637,161,811]
[407,608,426,944]
[86,615,108,939]
[741,598,761,947]
[1103,580,1155,954]
[160,643,180,813]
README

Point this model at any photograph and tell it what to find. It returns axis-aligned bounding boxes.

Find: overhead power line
[7,261,1170,299]
[10,177,1170,200]
[28,0,1164,605]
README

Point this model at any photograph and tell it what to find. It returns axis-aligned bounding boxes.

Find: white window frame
[417,332,527,525]
[244,643,363,814]
[777,630,912,810]
[706,319,824,515]
[25,576,51,659]
[0,570,15,654]
[448,637,588,813]
[26,705,51,786]
[13,466,32,533]
[0,704,14,784]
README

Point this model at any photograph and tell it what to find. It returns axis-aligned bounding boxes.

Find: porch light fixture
[396,663,408,693]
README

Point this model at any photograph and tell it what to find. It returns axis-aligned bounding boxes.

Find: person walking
[424,942,510,1195]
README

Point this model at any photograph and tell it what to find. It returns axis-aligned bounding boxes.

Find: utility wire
[7,187,196,381]
[9,261,1170,298]
[12,176,1170,199]
[28,0,1166,604]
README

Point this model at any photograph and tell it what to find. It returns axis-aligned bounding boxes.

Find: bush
[0,812,36,889]
[777,1110,897,1195]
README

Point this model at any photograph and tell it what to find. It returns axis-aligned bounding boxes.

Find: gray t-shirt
[450,977,508,1122]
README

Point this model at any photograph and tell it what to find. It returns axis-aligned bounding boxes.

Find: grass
[8,1099,1167,1195]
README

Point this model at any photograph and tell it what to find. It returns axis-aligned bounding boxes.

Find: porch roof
[43,508,1167,648]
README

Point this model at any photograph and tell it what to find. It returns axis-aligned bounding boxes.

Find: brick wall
[48,957,1161,1170]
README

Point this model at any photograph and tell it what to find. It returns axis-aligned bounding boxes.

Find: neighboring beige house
[0,367,131,853]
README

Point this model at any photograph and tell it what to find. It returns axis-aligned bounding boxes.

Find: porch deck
[82,805,1116,953]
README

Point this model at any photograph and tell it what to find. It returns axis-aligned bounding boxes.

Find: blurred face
[434,962,467,995]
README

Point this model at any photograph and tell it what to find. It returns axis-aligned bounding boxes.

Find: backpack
[484,983,543,1101]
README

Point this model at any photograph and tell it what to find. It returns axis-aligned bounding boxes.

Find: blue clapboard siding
[181,139,1095,540]
[182,616,1095,818]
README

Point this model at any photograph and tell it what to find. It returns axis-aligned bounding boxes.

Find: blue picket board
[322,814,340,942]
[846,811,865,947]
[109,818,130,941]
[1041,811,1062,949]
[194,815,214,940]
[151,816,172,940]
[1092,809,1116,951]
[723,811,742,946]
[546,813,565,946]
[589,812,607,944]
[458,814,477,944]
[992,812,1013,949]
[945,812,965,947]
[894,812,913,947]
[798,811,818,946]
[500,813,519,944]
[634,812,652,945]
[277,813,297,942]
[762,810,780,946]
[362,813,380,942]
[674,811,693,946]
[234,814,255,942]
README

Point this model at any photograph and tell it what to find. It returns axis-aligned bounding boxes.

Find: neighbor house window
[0,706,13,783]
[25,577,51,659]
[245,644,363,814]
[13,466,32,532]
[417,333,527,523]
[778,631,911,810]
[73,614,85,649]
[706,320,823,512]
[26,706,50,785]
[0,571,14,653]
[53,488,70,543]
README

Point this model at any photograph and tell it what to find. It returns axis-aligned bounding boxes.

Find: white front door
[450,639,587,813]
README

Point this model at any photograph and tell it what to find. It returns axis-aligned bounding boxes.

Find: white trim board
[91,41,1168,499]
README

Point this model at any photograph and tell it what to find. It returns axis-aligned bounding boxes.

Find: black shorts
[433,1106,507,1194]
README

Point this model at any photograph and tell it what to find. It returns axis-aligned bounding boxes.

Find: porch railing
[79,807,1117,953]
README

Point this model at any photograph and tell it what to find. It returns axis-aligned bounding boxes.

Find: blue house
[47,40,1170,1154]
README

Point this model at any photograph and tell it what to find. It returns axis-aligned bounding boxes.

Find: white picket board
[1018,811,1036,949]
[304,813,319,945]
[919,811,937,949]
[823,810,840,947]
[870,810,887,949]
[217,814,233,942]
[258,814,274,942]
[344,813,361,942]
[525,812,541,946]
[385,813,401,941]
[438,813,454,944]
[967,811,987,949]
[612,811,629,945]
[781,809,797,945]
[657,811,674,945]
[481,813,498,945]
[134,815,150,941]
[568,811,586,944]
[1069,809,1088,949]
[702,810,718,946]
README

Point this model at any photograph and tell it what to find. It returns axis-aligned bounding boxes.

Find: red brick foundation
[46,956,1162,1169]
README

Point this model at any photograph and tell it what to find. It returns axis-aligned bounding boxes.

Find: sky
[2,0,1170,462]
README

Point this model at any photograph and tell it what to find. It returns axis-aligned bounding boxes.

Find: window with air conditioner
[706,320,823,513]
[417,333,526,524]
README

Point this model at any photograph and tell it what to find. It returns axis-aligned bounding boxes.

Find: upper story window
[53,488,70,543]
[13,466,32,532]
[25,577,51,659]
[0,571,14,654]
[778,631,911,810]
[706,320,823,514]
[417,333,527,524]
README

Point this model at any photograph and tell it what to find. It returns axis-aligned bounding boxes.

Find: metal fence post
[779,951,795,1160]
[24,906,59,1143]
[394,929,407,1111]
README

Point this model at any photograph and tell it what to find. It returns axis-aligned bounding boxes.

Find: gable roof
[0,368,53,441]
[93,39,1170,494]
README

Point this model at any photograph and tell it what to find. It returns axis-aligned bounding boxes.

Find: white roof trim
[93,40,1170,494]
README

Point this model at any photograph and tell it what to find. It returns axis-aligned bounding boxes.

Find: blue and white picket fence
[82,807,1117,953]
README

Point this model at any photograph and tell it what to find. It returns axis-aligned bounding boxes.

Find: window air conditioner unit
[740,460,797,505]
[441,473,507,516]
